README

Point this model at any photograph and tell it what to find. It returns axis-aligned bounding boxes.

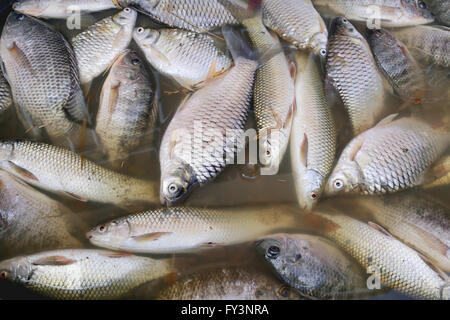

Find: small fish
[133,27,232,90]
[0,249,174,299]
[391,25,450,68]
[312,0,434,27]
[304,211,449,300]
[0,68,12,115]
[72,8,137,85]
[292,52,336,211]
[0,140,159,208]
[353,193,450,272]
[0,12,87,140]
[96,50,157,165]
[156,265,304,300]
[325,115,450,196]
[422,0,450,26]
[256,233,366,299]
[87,205,300,253]
[262,0,328,56]
[12,0,118,19]
[159,28,258,205]
[117,0,238,32]
[0,171,85,258]
[326,17,387,136]
[367,28,426,104]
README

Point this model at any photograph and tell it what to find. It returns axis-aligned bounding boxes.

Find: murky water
[0,2,449,300]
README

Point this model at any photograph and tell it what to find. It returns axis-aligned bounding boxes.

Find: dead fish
[96,50,157,165]
[303,211,449,300]
[422,0,450,26]
[0,249,174,299]
[391,25,450,68]
[133,27,232,90]
[72,8,137,85]
[0,12,87,140]
[0,140,159,208]
[156,265,304,300]
[422,155,450,189]
[117,0,238,32]
[0,171,85,258]
[292,52,336,211]
[367,28,426,104]
[159,28,258,205]
[87,205,300,253]
[0,68,12,115]
[256,233,366,299]
[312,0,435,27]
[325,115,450,196]
[12,0,118,19]
[326,17,387,136]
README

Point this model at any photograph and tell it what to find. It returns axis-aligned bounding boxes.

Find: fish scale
[0,69,12,115]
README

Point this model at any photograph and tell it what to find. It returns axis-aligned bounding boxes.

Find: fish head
[113,50,146,83]
[297,169,325,211]
[329,17,363,41]
[0,256,33,284]
[325,164,360,196]
[11,0,51,17]
[255,235,285,273]
[400,0,434,24]
[310,33,328,58]
[87,219,130,247]
[2,11,35,41]
[133,27,160,48]
[160,161,197,206]
[366,28,395,50]
[259,130,289,175]
[113,7,138,27]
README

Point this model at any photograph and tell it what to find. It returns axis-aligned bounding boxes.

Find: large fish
[312,0,434,27]
[422,0,450,26]
[0,12,87,140]
[156,265,304,300]
[0,249,174,299]
[117,0,238,31]
[0,140,159,208]
[12,0,118,18]
[292,52,336,211]
[0,69,12,115]
[159,29,258,205]
[303,211,449,300]
[0,171,85,258]
[72,8,137,85]
[391,25,450,68]
[96,50,157,165]
[262,0,328,56]
[325,115,450,196]
[256,233,366,299]
[326,17,387,136]
[87,205,300,253]
[133,27,232,90]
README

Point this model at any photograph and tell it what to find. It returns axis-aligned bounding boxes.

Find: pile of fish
[0,0,449,300]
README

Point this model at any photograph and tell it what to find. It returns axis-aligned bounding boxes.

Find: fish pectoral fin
[32,255,77,266]
[299,133,308,167]
[163,272,180,284]
[132,232,173,242]
[416,251,449,282]
[64,192,89,202]
[6,161,39,182]
[368,221,395,238]
[422,156,450,187]
[98,252,133,258]
[374,113,399,129]
[6,41,37,77]
[406,223,449,258]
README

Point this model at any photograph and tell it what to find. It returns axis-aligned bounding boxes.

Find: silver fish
[0,68,12,115]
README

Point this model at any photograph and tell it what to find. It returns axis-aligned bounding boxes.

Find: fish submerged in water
[312,0,435,27]
[256,233,366,299]
[96,50,157,165]
[0,140,159,208]
[0,171,85,258]
[159,28,258,206]
[72,8,137,85]
[157,265,304,300]
[87,205,300,253]
[292,52,336,211]
[391,25,450,68]
[0,69,12,115]
[0,12,87,140]
[12,0,118,19]
[117,0,238,32]
[326,115,450,196]
[133,27,232,90]
[0,249,174,299]
[326,17,387,136]
[367,28,426,104]
[304,211,449,300]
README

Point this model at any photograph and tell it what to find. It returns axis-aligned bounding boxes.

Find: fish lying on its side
[256,233,366,299]
[0,140,159,209]
[96,50,157,166]
[133,27,232,90]
[0,249,174,300]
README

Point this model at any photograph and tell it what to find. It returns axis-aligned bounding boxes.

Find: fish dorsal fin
[422,155,450,186]
[368,221,395,238]
[406,222,449,258]
[299,133,308,167]
[5,161,39,182]
[64,192,88,202]
[32,255,77,266]
[132,232,172,242]
[374,113,399,129]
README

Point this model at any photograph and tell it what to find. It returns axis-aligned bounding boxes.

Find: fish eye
[98,225,107,233]
[334,179,344,190]
[319,48,327,57]
[418,1,426,9]
[265,148,272,157]
[131,58,141,66]
[0,271,8,280]
[310,193,318,200]
[124,7,131,13]
[278,285,290,297]
[137,27,144,34]
[16,14,25,21]
[267,245,280,259]
[168,183,179,194]
[341,18,348,24]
